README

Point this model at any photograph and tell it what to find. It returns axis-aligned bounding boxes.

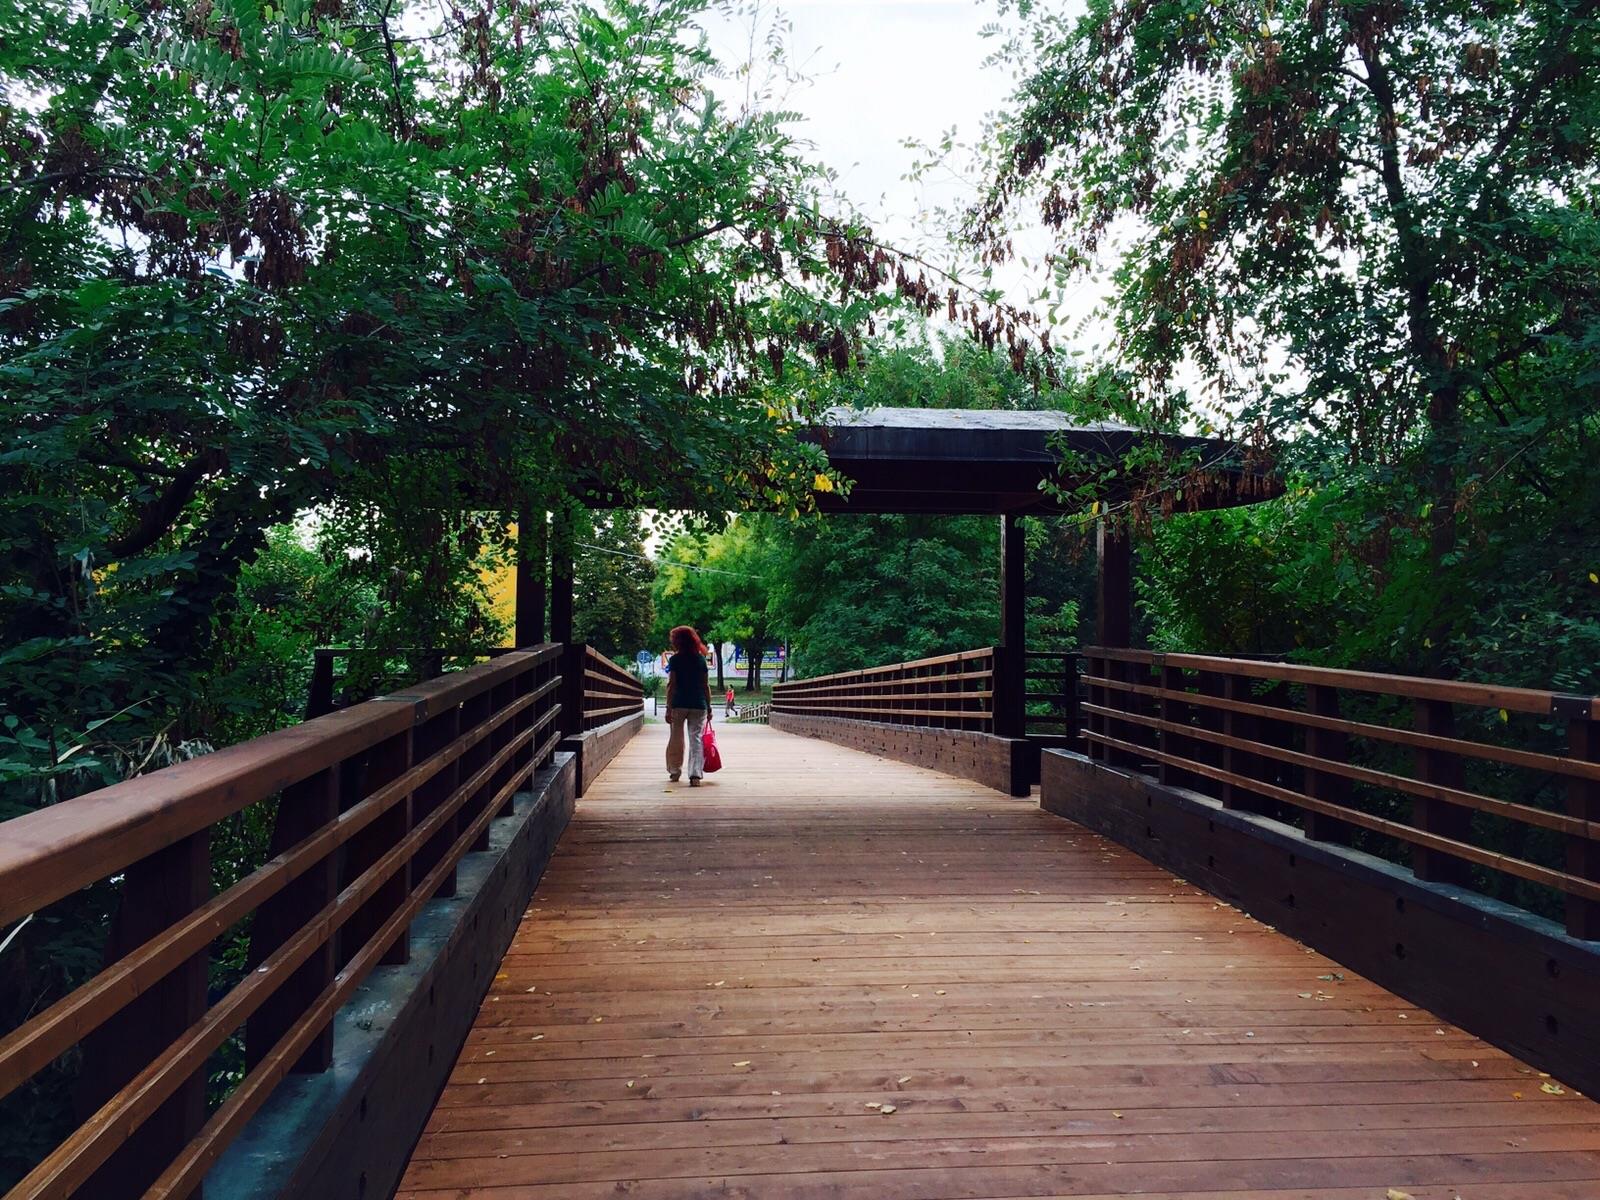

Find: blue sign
[635,650,653,666]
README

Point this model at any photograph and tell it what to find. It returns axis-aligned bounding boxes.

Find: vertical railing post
[248,767,340,1072]
[457,689,493,853]
[342,727,415,966]
[1220,674,1263,812]
[1304,684,1353,844]
[413,704,462,899]
[1194,670,1226,802]
[1064,653,1081,746]
[490,676,518,817]
[1157,660,1191,788]
[1566,712,1600,939]
[75,831,211,1200]
[1411,698,1471,884]
[306,649,336,719]
[1085,651,1103,762]
[559,642,586,739]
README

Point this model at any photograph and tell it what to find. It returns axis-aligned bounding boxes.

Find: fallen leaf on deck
[898,1076,912,1084]
[1386,1190,1415,1200]
[1542,1082,1567,1095]
[879,1104,897,1114]
[734,1060,752,1067]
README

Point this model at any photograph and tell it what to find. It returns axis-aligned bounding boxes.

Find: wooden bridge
[2,412,1598,1198]
[398,723,1599,1199]
[3,637,1599,1199]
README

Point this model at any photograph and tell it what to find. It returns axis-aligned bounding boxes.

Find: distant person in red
[664,625,712,785]
[725,685,736,716]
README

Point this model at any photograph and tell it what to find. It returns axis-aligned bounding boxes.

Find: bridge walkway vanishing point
[397,724,1600,1199]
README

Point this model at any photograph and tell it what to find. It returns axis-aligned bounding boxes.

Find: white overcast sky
[694,0,1109,346]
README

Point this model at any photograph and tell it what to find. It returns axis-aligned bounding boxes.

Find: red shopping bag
[701,715,723,773]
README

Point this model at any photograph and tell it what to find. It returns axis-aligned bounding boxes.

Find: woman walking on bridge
[665,625,713,785]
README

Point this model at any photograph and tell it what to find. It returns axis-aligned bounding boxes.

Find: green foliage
[767,513,1001,677]
[978,0,1600,685]
[573,512,654,660]
[1,0,923,805]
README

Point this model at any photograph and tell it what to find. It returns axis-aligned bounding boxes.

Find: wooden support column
[559,641,587,739]
[1567,711,1600,939]
[549,506,575,646]
[994,513,1026,738]
[1095,520,1132,648]
[1095,521,1133,764]
[515,505,547,648]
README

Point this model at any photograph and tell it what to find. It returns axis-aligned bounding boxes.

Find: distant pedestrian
[725,686,737,716]
[665,625,713,785]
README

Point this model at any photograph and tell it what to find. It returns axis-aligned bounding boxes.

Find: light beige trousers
[665,707,707,779]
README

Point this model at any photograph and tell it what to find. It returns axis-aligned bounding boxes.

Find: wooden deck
[397,724,1600,1199]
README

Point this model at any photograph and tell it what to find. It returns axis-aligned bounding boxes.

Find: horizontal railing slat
[1078,646,1600,938]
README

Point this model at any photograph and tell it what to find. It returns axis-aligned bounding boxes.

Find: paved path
[397,723,1600,1198]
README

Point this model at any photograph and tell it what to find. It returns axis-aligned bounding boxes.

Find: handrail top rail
[582,645,645,686]
[311,645,516,658]
[1084,645,1594,719]
[0,647,559,927]
[773,647,997,691]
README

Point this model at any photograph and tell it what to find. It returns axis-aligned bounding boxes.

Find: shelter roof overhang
[803,407,1281,516]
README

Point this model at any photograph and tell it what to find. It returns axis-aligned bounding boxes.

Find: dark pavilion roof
[804,407,1280,516]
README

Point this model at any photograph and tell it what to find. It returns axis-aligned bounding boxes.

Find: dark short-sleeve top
[666,651,710,710]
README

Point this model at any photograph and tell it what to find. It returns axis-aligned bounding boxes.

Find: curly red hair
[669,625,707,657]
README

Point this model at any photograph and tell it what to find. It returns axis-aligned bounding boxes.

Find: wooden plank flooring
[397,724,1600,1198]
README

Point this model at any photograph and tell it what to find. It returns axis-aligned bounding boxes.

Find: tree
[974,0,1600,671]
[1,0,945,799]
[573,511,654,660]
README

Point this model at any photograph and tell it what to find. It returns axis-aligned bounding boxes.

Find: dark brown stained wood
[1084,668,1600,783]
[1412,698,1473,885]
[1572,715,1600,939]
[1082,722,1600,903]
[1085,672,1600,838]
[1304,683,1352,845]
[341,728,414,968]
[246,767,340,1073]
[1089,645,1591,717]
[1095,520,1131,648]
[995,514,1026,738]
[74,831,211,1200]
[515,505,547,649]
[395,725,1600,1199]
[549,506,575,646]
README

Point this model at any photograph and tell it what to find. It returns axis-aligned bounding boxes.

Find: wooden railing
[0,646,565,1198]
[771,648,997,729]
[1024,649,1081,740]
[305,645,512,718]
[1080,647,1600,939]
[574,646,646,731]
